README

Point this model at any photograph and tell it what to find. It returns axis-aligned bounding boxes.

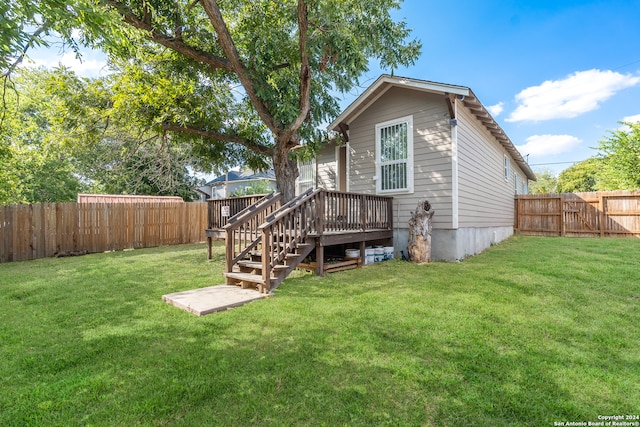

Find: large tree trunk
[408,200,435,263]
[273,140,299,202]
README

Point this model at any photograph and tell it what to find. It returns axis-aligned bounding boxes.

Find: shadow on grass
[9,303,598,426]
[2,237,639,426]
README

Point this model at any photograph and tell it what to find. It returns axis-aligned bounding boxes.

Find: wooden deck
[206,190,393,291]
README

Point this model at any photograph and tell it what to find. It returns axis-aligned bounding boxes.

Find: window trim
[504,154,510,181]
[297,157,316,195]
[375,115,414,194]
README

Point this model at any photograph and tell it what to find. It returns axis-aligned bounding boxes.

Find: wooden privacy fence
[0,202,207,263]
[515,191,640,237]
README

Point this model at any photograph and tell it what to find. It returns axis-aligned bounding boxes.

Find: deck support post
[315,244,325,276]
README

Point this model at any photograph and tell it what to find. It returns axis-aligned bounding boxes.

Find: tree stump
[408,200,435,263]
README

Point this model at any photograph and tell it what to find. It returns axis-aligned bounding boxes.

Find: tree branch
[1,23,50,130]
[2,24,50,79]
[288,0,312,135]
[105,0,233,73]
[200,0,278,134]
[162,123,273,156]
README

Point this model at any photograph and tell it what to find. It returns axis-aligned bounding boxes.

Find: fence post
[514,197,519,233]
[560,194,566,237]
[599,194,605,238]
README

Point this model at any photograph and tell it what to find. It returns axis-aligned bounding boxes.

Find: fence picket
[515,191,640,237]
[0,202,207,263]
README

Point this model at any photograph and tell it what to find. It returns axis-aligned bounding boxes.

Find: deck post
[317,190,325,235]
[207,236,212,260]
[316,243,325,277]
[262,227,271,292]
[225,229,233,273]
[224,227,234,285]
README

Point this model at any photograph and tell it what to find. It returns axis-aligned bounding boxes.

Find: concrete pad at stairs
[162,285,270,316]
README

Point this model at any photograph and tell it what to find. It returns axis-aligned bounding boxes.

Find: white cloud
[58,52,107,75]
[516,134,582,157]
[618,114,640,131]
[487,102,504,117]
[622,113,640,123]
[26,51,108,78]
[506,69,640,122]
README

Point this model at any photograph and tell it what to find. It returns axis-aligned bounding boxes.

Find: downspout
[451,97,459,230]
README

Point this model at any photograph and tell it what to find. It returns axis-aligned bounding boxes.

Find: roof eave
[328,74,536,182]
[328,75,469,131]
[462,90,537,181]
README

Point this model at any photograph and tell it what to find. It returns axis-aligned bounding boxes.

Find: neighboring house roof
[205,170,276,186]
[77,194,183,203]
[328,75,536,181]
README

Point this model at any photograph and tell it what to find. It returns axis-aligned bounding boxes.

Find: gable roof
[328,75,536,181]
[205,170,276,186]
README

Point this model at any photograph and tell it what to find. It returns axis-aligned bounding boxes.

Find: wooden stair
[224,241,315,292]
[223,189,320,293]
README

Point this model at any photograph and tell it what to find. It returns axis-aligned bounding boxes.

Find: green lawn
[1,236,638,426]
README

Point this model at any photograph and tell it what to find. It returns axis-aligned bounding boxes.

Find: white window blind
[297,159,315,194]
[376,116,413,193]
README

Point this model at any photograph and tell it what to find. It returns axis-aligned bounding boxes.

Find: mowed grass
[0,236,638,426]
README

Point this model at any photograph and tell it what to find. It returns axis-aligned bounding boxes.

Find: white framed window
[515,173,528,195]
[297,158,315,195]
[504,155,510,181]
[375,115,414,194]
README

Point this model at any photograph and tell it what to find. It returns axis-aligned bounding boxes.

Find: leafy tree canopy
[0,67,203,203]
[556,158,601,193]
[0,67,87,203]
[597,122,640,190]
[529,169,558,194]
[5,0,422,201]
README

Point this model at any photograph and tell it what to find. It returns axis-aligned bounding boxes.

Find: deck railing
[207,194,271,230]
[223,192,282,273]
[317,190,393,234]
[258,188,320,290]
[219,189,394,291]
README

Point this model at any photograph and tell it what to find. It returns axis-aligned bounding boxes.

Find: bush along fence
[0,202,207,263]
[514,191,640,237]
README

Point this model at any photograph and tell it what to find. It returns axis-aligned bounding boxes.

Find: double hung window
[375,116,413,194]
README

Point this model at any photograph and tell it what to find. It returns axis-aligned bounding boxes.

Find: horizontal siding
[348,86,453,228]
[317,143,337,190]
[456,102,525,227]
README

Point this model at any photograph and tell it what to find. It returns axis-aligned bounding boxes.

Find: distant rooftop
[205,170,276,186]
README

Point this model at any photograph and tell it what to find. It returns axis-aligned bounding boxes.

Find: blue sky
[27,0,640,176]
[366,0,640,175]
